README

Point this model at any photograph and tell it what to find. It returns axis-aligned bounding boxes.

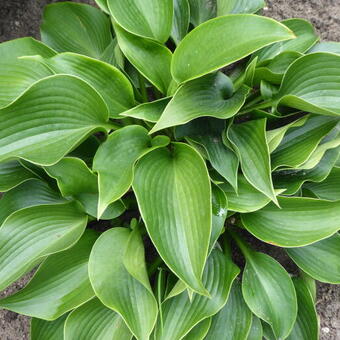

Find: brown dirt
[0,1,339,339]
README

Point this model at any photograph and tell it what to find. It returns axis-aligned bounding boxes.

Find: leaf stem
[228,230,252,259]
[148,256,164,276]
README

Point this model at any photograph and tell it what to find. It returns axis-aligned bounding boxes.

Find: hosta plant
[1,0,340,339]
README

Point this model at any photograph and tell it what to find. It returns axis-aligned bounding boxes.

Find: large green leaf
[271,115,338,169]
[41,52,134,118]
[286,278,319,340]
[0,179,64,225]
[0,58,53,108]
[108,0,172,43]
[0,230,97,319]
[247,316,263,340]
[305,167,340,200]
[0,75,109,166]
[64,298,132,340]
[0,160,36,192]
[234,238,297,340]
[154,249,240,340]
[0,201,87,291]
[172,0,190,45]
[150,73,249,133]
[31,314,67,340]
[45,157,125,220]
[287,233,340,284]
[228,119,278,205]
[253,19,318,63]
[89,227,158,340]
[115,24,172,94]
[205,280,252,340]
[217,0,265,15]
[171,14,294,83]
[41,2,113,59]
[93,126,169,218]
[0,37,56,61]
[276,53,340,115]
[133,143,211,294]
[188,0,216,26]
[175,118,239,191]
[242,196,340,247]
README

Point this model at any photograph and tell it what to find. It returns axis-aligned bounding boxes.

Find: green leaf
[172,0,190,45]
[287,233,340,284]
[0,179,64,225]
[0,160,36,192]
[64,298,132,340]
[108,0,173,43]
[115,24,172,94]
[171,14,294,83]
[305,167,340,200]
[242,196,340,247]
[0,201,87,291]
[271,115,338,169]
[154,249,240,340]
[150,73,249,133]
[182,318,211,340]
[133,143,211,295]
[0,58,53,108]
[276,53,340,116]
[253,19,318,63]
[0,74,108,166]
[219,175,282,213]
[40,52,134,118]
[120,98,170,123]
[0,37,56,61]
[31,314,68,340]
[309,41,340,54]
[45,157,125,220]
[175,118,239,191]
[247,315,263,340]
[228,119,278,205]
[286,277,319,340]
[217,0,265,15]
[235,238,297,340]
[93,126,169,218]
[88,227,158,340]
[0,230,97,319]
[188,0,216,26]
[41,2,113,59]
[205,280,252,340]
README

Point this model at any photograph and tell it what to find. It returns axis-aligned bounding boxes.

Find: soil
[0,0,339,339]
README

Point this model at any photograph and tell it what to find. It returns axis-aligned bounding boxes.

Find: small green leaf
[133,143,211,295]
[247,315,263,340]
[235,238,297,340]
[115,24,172,94]
[205,280,252,340]
[108,0,173,43]
[120,98,170,123]
[89,228,158,340]
[276,53,340,116]
[228,119,278,205]
[188,0,216,26]
[183,318,211,340]
[0,230,97,320]
[0,160,36,192]
[172,14,294,83]
[0,75,109,166]
[242,196,340,247]
[151,73,249,133]
[286,277,319,340]
[172,0,190,45]
[0,201,87,291]
[93,125,169,218]
[154,249,240,340]
[41,52,135,118]
[41,2,113,59]
[31,314,67,340]
[64,298,132,340]
[309,41,340,54]
[253,18,318,63]
[217,0,265,15]
[287,233,340,284]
